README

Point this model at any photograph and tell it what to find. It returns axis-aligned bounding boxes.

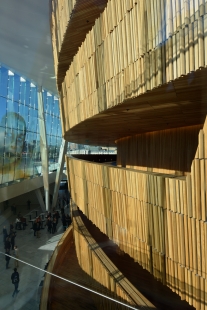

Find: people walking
[11,268,20,297]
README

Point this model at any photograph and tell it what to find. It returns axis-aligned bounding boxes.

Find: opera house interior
[0,0,207,309]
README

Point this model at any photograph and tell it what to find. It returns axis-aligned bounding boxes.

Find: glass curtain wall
[0,63,62,186]
[43,90,62,173]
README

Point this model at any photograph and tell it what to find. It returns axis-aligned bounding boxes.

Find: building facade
[52,0,207,309]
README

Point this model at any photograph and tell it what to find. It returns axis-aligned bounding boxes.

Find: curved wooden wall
[51,0,108,89]
[60,0,207,134]
[67,116,207,309]
[40,226,73,309]
[116,124,202,175]
[73,204,155,309]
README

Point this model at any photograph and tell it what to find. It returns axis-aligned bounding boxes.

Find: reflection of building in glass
[0,112,34,182]
[0,64,62,185]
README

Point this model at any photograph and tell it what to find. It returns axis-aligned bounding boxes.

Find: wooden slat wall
[73,204,156,309]
[51,0,76,74]
[51,0,108,88]
[40,226,73,310]
[67,115,207,309]
[58,0,207,135]
[116,124,202,175]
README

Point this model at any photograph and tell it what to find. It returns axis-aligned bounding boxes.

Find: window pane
[45,113,52,133]
[54,98,59,116]
[57,118,62,137]
[13,74,20,102]
[31,86,38,109]
[28,108,38,132]
[0,97,7,126]
[8,75,14,100]
[0,66,8,97]
[7,99,18,115]
[19,104,28,127]
[6,111,19,130]
[20,81,26,104]
[25,81,31,106]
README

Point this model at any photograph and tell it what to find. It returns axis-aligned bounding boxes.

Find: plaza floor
[0,204,65,310]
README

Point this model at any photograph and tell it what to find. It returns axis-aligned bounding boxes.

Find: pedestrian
[5,249,11,269]
[5,236,11,251]
[52,217,57,233]
[3,226,8,243]
[11,268,20,297]
[13,245,19,268]
[47,217,52,234]
[15,217,21,230]
[10,223,15,235]
[11,233,16,250]
[55,211,59,225]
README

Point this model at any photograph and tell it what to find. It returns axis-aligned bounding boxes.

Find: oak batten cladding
[52,0,207,308]
[60,0,207,145]
[67,117,207,308]
[116,124,203,175]
[73,205,155,309]
[51,0,108,89]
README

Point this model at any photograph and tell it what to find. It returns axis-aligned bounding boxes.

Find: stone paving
[0,204,66,310]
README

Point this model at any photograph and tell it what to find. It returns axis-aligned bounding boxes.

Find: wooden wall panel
[73,205,155,309]
[66,116,207,309]
[116,124,202,175]
[55,0,207,134]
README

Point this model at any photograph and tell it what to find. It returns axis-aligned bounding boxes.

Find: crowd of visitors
[45,208,71,233]
[3,193,71,297]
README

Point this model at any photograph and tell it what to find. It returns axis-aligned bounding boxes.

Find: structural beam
[37,87,49,211]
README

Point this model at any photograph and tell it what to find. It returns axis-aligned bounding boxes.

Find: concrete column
[37,87,49,211]
[34,188,45,212]
[51,139,68,210]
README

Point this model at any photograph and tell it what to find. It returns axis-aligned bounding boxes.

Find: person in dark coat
[11,268,20,297]
[52,217,57,233]
[54,211,59,225]
[47,217,52,234]
[5,236,11,251]
[10,233,16,250]
[3,226,8,243]
[5,248,11,269]
[10,223,15,235]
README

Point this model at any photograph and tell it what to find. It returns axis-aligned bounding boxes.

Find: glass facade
[0,63,62,186]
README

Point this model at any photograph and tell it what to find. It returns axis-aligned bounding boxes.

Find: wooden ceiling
[56,0,108,90]
[64,68,207,146]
